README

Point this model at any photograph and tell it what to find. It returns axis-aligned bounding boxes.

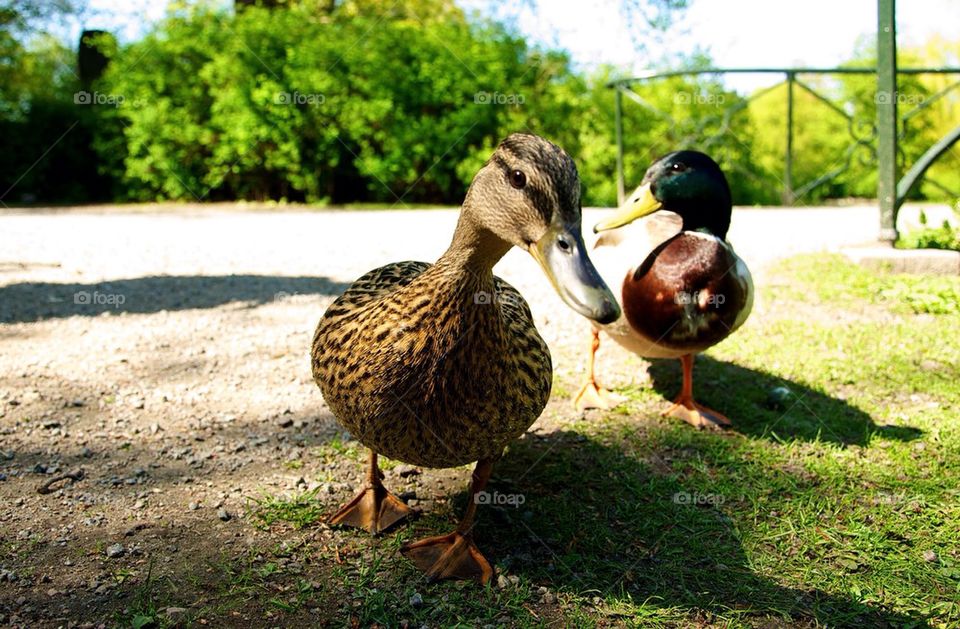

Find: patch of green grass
[183,548,330,624]
[776,253,960,314]
[248,489,326,530]
[896,208,960,252]
[112,559,180,629]
[314,434,363,464]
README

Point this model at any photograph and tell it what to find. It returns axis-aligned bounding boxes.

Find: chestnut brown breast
[622,232,748,353]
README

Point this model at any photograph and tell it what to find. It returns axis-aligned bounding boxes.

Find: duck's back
[312,261,551,468]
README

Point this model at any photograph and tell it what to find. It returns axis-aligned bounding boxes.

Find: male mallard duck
[312,133,619,584]
[573,151,753,428]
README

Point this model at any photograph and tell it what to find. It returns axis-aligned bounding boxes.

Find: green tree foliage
[2,0,957,207]
[0,1,114,203]
[98,2,545,202]
[94,0,745,206]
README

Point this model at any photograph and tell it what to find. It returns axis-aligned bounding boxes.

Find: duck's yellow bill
[593,183,662,233]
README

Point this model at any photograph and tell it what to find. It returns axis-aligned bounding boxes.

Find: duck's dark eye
[557,236,572,252]
[509,169,526,189]
[670,162,687,173]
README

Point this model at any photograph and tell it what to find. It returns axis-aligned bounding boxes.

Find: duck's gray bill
[529,222,620,325]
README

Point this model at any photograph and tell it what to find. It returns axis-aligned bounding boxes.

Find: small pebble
[409,592,423,607]
[766,386,793,410]
[165,607,188,621]
[923,550,938,563]
[217,509,231,521]
[397,465,421,478]
[497,574,509,589]
[188,501,199,511]
[105,543,125,558]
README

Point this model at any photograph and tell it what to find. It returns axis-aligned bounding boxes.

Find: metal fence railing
[609,66,960,241]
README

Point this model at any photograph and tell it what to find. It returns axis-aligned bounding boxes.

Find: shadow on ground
[2,424,935,626]
[643,355,922,446]
[0,275,350,322]
[431,429,930,627]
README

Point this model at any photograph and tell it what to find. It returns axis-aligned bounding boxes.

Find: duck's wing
[727,245,754,333]
[323,261,431,316]
[492,276,535,325]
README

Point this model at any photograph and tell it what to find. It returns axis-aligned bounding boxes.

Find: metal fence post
[877,0,899,243]
[784,71,796,205]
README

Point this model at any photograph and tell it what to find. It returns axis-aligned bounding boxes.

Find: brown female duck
[312,133,619,584]
[574,151,753,428]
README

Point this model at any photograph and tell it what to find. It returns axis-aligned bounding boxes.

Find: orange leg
[663,354,731,429]
[328,450,412,535]
[573,328,625,411]
[400,458,496,585]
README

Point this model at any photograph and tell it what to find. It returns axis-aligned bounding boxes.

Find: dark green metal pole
[615,86,625,206]
[784,72,795,205]
[877,0,898,243]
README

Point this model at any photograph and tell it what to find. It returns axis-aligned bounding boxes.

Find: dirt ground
[0,203,944,627]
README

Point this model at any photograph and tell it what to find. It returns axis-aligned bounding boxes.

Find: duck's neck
[434,210,512,283]
[676,202,731,240]
[418,211,510,344]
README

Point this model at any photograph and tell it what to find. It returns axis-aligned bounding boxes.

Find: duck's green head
[464,133,620,324]
[594,150,732,238]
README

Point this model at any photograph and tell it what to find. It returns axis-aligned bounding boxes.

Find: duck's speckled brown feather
[312,259,551,468]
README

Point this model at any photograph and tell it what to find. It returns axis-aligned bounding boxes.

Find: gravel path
[0,202,947,625]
